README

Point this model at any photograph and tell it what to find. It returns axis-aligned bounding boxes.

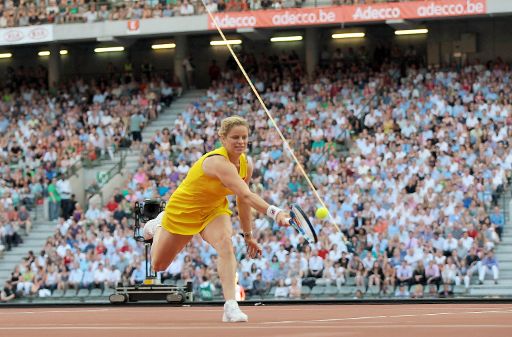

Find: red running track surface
[0,303,511,337]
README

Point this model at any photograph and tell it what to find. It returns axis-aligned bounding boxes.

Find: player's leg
[201,214,248,322]
[201,214,236,299]
[143,211,165,240]
[151,226,193,272]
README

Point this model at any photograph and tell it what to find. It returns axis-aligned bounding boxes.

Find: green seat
[346,277,356,286]
[355,286,366,294]
[103,288,116,297]
[453,285,467,295]
[300,286,311,297]
[90,288,103,297]
[77,288,90,297]
[163,279,176,286]
[367,285,381,297]
[64,289,78,297]
[325,286,339,297]
[52,289,65,297]
[337,286,353,296]
[310,286,325,297]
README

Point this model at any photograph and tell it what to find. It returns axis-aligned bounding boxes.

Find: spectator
[366,261,384,290]
[274,279,289,298]
[129,111,145,149]
[441,257,459,296]
[425,260,441,290]
[289,277,302,299]
[252,273,266,299]
[489,207,504,239]
[179,0,194,16]
[199,276,215,301]
[411,284,424,299]
[0,280,16,302]
[17,205,32,234]
[56,174,73,220]
[411,260,426,287]
[394,283,410,298]
[478,250,499,285]
[395,261,413,288]
[308,250,324,278]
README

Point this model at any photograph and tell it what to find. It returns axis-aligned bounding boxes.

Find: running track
[1,303,511,337]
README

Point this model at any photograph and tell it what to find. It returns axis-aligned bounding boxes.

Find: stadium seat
[337,286,353,296]
[366,286,381,297]
[268,286,276,296]
[310,286,325,296]
[64,289,78,297]
[453,285,467,295]
[103,288,116,297]
[324,286,339,297]
[300,286,311,297]
[52,289,65,298]
[346,278,356,286]
[90,288,103,297]
[163,279,177,286]
[77,288,91,297]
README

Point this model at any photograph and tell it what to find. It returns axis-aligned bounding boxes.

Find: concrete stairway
[0,206,55,283]
[468,190,512,297]
[0,91,206,286]
[124,90,206,173]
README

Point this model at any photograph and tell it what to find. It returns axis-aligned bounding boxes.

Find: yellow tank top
[161,146,248,235]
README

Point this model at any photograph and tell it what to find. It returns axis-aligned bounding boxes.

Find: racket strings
[199,0,346,241]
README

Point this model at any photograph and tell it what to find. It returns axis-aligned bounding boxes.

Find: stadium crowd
[0,0,427,28]
[1,45,509,302]
[0,66,181,253]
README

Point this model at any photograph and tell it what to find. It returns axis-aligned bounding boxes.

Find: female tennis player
[143,116,289,322]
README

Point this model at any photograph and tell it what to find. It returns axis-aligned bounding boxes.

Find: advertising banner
[208,0,487,30]
[127,20,141,34]
[0,25,54,45]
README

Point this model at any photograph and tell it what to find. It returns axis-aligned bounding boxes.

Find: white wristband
[266,205,283,221]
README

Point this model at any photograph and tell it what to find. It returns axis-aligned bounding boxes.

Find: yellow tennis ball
[316,207,329,219]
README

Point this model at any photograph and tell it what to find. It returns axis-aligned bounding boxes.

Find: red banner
[208,0,486,30]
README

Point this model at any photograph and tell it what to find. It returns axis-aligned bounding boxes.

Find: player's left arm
[237,158,261,258]
[237,156,254,237]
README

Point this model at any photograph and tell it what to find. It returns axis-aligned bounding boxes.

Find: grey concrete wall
[67,164,86,210]
[88,172,126,208]
[426,17,512,65]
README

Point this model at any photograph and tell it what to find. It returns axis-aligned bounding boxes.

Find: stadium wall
[427,17,512,65]
[0,17,511,87]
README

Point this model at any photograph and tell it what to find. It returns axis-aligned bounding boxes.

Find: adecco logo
[272,9,336,25]
[417,0,485,17]
[352,6,401,20]
[4,30,24,42]
[214,15,257,28]
[28,27,49,40]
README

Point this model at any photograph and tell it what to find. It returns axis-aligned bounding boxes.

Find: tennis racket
[287,204,318,244]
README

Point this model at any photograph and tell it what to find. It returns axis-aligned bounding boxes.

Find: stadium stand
[2,43,511,302]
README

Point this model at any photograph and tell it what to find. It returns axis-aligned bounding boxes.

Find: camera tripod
[109,199,193,304]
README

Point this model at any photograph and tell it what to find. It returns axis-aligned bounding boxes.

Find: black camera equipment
[109,199,193,304]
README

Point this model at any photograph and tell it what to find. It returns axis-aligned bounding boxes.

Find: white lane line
[0,308,112,316]
[261,309,512,325]
[0,324,511,330]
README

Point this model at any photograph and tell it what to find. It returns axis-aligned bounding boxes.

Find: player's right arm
[202,156,288,226]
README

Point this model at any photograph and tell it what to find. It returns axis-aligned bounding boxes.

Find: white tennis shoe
[143,211,164,240]
[222,300,248,323]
